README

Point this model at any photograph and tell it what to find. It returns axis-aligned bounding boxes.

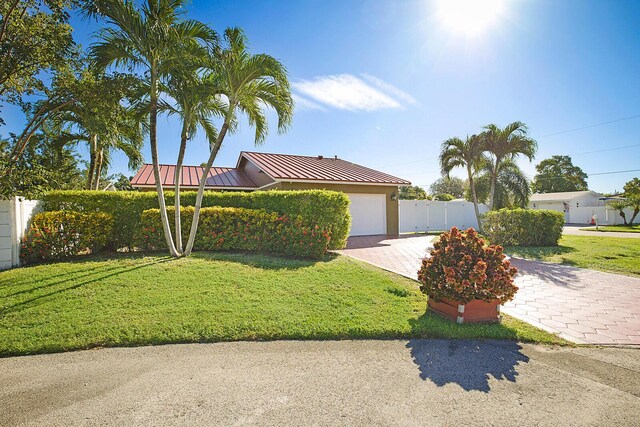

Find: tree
[0,128,83,199]
[184,28,293,256]
[439,134,486,229]
[472,159,530,209]
[105,173,135,191]
[482,121,537,210]
[399,185,428,200]
[622,177,640,224]
[0,0,77,117]
[609,199,630,225]
[45,68,145,189]
[160,68,223,252]
[87,0,214,257]
[433,193,454,201]
[531,155,588,193]
[429,176,466,199]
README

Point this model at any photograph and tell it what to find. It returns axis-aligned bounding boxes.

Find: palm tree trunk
[174,123,188,253]
[93,148,103,190]
[149,66,179,257]
[488,158,500,210]
[86,134,97,190]
[183,120,230,256]
[468,166,482,232]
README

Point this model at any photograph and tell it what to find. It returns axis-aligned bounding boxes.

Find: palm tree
[87,0,214,257]
[159,70,223,252]
[183,28,293,256]
[481,121,537,210]
[474,159,531,209]
[439,134,486,230]
[54,103,144,189]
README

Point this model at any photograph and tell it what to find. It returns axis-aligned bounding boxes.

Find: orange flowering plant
[417,227,518,304]
[140,206,332,259]
[20,211,114,264]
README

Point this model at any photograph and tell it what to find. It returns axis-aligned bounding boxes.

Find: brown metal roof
[240,152,411,185]
[130,164,259,189]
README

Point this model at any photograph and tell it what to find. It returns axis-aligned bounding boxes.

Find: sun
[434,0,507,37]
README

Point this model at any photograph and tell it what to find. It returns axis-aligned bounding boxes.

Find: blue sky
[3,0,640,192]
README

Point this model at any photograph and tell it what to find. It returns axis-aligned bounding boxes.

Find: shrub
[433,193,455,201]
[140,206,332,259]
[20,211,113,264]
[42,189,350,250]
[418,227,518,304]
[482,208,564,246]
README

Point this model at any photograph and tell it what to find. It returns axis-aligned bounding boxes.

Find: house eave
[131,184,259,191]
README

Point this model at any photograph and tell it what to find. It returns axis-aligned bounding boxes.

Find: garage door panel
[347,193,386,236]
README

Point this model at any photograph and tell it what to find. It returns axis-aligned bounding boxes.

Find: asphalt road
[1,340,639,426]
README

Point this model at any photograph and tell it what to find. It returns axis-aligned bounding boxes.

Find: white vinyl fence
[0,198,41,270]
[568,205,636,225]
[399,200,489,233]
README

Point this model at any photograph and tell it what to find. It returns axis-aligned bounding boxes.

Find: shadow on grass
[190,251,337,270]
[0,256,174,316]
[0,263,116,291]
[406,339,529,392]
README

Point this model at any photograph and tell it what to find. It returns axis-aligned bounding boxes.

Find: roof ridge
[139,163,237,169]
[242,151,340,160]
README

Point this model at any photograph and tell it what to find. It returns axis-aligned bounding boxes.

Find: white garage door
[347,193,386,236]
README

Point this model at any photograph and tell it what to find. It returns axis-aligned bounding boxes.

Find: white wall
[399,200,489,233]
[569,206,636,225]
[0,198,41,270]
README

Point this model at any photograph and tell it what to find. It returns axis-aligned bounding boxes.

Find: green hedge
[141,207,331,259]
[42,190,351,250]
[482,208,564,246]
[20,211,113,264]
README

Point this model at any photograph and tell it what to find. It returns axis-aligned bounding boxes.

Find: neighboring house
[130,151,411,236]
[529,190,605,223]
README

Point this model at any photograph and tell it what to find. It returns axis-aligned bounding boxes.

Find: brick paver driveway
[338,235,640,345]
[336,234,435,279]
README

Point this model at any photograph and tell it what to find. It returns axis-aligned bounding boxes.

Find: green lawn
[0,253,565,356]
[580,224,640,233]
[505,235,640,277]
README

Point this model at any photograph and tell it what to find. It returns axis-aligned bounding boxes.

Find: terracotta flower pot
[428,297,501,324]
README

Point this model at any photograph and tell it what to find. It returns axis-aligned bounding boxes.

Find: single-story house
[130,151,411,236]
[529,190,605,222]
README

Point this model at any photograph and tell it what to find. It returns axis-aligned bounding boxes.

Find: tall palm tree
[159,70,224,252]
[439,134,486,230]
[183,28,293,256]
[482,121,537,210]
[87,0,214,257]
[474,159,531,209]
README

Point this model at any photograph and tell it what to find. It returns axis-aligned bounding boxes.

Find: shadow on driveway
[508,257,583,290]
[406,339,529,392]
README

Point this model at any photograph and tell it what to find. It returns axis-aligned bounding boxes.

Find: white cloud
[292,74,415,112]
[361,74,417,106]
[292,93,326,111]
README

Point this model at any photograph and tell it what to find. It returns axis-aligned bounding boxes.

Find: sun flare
[434,0,507,37]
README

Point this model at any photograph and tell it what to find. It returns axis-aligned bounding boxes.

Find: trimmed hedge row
[20,211,113,264]
[482,208,564,246]
[43,190,351,250]
[140,207,331,259]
